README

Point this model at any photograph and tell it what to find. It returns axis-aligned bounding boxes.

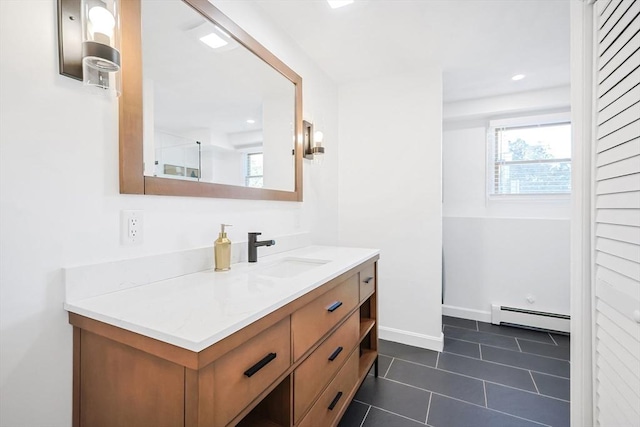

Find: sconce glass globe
[81,0,121,96]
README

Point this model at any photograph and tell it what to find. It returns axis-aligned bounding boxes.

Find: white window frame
[486,111,572,200]
[245,151,264,188]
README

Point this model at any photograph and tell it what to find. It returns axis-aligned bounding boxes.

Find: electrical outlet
[121,210,143,245]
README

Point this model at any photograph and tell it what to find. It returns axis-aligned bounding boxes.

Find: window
[489,114,571,196]
[245,152,264,188]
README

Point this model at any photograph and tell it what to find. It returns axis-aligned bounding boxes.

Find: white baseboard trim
[379,326,443,352]
[442,305,492,323]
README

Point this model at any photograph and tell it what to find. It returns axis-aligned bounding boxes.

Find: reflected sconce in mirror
[303,120,325,164]
[57,0,122,96]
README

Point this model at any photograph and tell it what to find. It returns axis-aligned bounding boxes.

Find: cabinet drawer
[213,317,291,426]
[359,263,376,302]
[294,311,359,423]
[297,349,358,427]
[292,275,359,360]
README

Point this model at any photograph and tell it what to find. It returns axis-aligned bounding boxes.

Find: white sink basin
[258,257,330,279]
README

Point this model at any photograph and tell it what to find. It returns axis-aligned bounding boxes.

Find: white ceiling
[254,0,571,103]
[142,0,294,136]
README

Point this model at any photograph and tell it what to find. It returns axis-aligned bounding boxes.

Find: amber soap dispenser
[214,224,232,271]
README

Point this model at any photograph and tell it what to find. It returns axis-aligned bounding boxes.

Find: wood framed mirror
[119,0,303,201]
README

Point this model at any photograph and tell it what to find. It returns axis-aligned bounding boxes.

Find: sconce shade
[314,131,324,145]
[57,0,121,96]
[303,120,326,163]
[81,0,121,95]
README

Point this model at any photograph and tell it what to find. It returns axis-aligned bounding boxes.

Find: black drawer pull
[363,276,374,284]
[328,391,343,410]
[244,353,277,378]
[328,346,343,361]
[327,301,343,312]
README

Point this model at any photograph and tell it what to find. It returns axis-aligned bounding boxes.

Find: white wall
[262,94,295,191]
[0,1,339,425]
[204,148,245,186]
[442,88,571,321]
[338,69,444,351]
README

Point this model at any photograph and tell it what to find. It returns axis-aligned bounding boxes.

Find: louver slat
[594,2,640,426]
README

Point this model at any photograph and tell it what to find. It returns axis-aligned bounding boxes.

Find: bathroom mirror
[119,0,303,201]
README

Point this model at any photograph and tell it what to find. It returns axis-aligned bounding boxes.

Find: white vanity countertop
[64,245,379,352]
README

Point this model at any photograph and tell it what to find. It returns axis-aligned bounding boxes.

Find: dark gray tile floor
[339,315,570,427]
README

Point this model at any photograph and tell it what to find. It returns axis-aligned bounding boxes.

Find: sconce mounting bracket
[57,0,83,80]
[303,120,314,160]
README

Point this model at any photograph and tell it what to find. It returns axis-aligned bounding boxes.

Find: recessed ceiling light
[511,74,526,81]
[199,33,228,49]
[327,0,354,9]
[246,119,255,124]
[189,22,238,52]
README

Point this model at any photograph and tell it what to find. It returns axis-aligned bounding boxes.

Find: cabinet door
[80,330,185,427]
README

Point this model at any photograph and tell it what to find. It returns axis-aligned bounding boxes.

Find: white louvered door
[593,0,640,426]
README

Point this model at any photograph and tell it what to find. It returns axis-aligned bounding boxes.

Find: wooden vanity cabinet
[291,274,359,360]
[297,350,359,427]
[213,317,291,426]
[293,311,359,423]
[70,256,378,427]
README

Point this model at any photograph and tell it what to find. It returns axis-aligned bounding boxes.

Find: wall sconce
[303,120,325,164]
[57,0,121,96]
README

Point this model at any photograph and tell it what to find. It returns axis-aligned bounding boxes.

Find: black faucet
[248,232,275,262]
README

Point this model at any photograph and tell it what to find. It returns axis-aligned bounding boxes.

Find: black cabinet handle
[328,391,343,410]
[363,276,374,284]
[244,353,277,378]
[327,301,343,312]
[328,346,343,361]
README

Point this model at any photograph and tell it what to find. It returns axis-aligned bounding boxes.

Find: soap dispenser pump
[214,224,232,271]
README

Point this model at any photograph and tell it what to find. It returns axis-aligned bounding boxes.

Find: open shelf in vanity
[66,247,379,427]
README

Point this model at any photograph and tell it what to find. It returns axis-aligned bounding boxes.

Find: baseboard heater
[491,305,570,334]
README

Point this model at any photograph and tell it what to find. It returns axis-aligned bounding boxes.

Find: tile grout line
[444,324,562,347]
[354,400,428,425]
[416,348,570,380]
[387,351,570,381]
[515,337,523,352]
[383,357,394,378]
[357,381,553,427]
[425,392,433,424]
[441,323,476,333]
[436,351,440,368]
[479,343,483,360]
[385,359,571,402]
[483,380,488,407]
[438,366,571,400]
[529,370,540,394]
[475,320,479,331]
[358,405,372,427]
[440,336,571,362]
[441,318,478,332]
[548,333,558,346]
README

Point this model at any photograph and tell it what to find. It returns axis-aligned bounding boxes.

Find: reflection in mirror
[139,0,296,192]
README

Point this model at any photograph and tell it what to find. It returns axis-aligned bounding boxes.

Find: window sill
[487,193,571,203]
